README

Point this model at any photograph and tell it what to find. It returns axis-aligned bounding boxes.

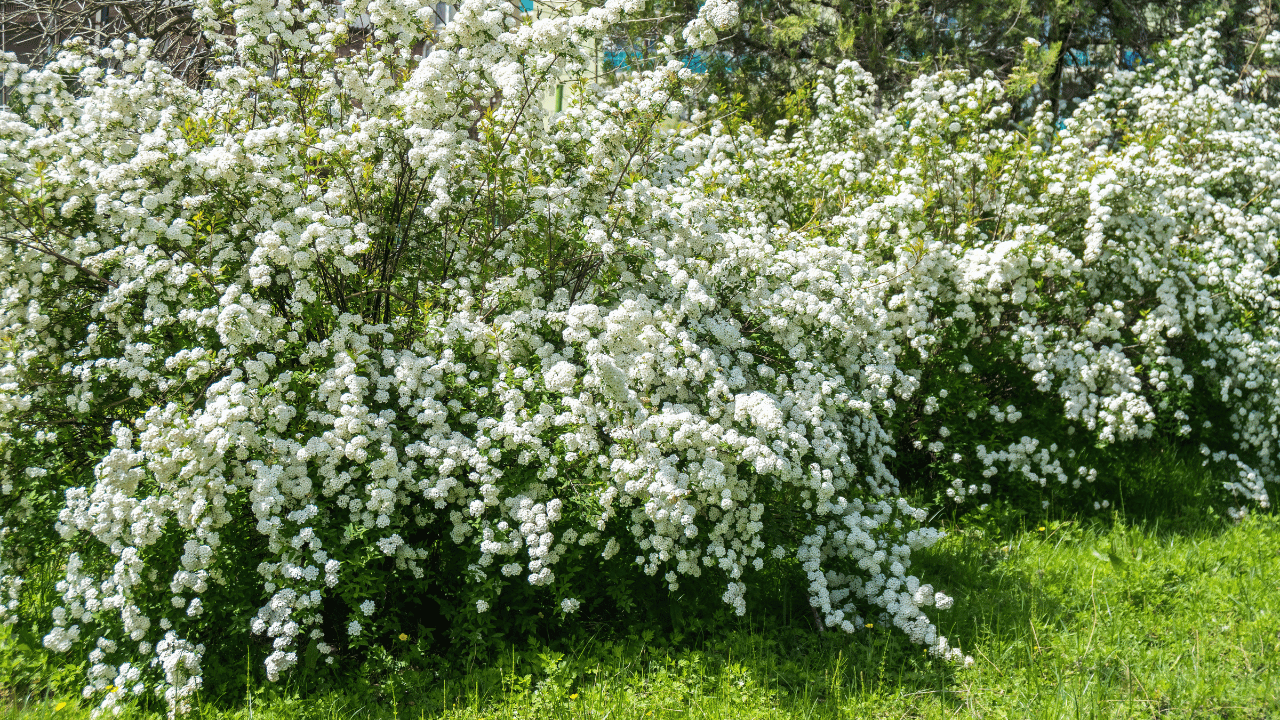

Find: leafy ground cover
[4,454,1276,720]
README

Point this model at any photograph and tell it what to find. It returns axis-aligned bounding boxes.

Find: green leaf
[1107,543,1126,572]
[304,639,320,670]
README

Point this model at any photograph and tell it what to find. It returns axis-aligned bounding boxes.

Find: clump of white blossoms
[1,0,1278,712]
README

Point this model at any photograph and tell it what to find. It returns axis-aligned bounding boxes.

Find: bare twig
[0,1,213,85]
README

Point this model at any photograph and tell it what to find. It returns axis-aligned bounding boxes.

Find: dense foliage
[605,0,1279,125]
[1,0,1278,713]
[7,1,1276,121]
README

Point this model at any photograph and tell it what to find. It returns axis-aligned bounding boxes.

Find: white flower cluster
[682,0,739,49]
[0,4,1276,711]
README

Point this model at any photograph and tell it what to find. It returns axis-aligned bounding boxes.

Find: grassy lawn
[4,508,1276,720]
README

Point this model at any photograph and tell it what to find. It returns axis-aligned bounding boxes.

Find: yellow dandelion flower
[398,633,409,641]
[54,702,67,712]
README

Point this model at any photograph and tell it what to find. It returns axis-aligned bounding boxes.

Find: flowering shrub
[1,0,1278,712]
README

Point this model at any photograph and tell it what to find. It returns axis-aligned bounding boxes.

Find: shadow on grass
[173,524,1069,719]
[5,440,1275,719]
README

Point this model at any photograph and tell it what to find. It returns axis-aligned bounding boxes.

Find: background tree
[594,0,1278,125]
[0,1,213,84]
[4,0,1276,118]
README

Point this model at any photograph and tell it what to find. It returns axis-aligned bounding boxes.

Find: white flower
[3,10,1274,710]
[543,361,578,394]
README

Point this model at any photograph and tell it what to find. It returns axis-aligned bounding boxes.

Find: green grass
[5,510,1277,720]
